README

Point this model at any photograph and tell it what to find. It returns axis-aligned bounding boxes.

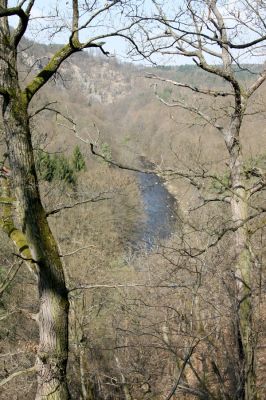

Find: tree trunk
[226,126,256,400]
[0,25,70,400]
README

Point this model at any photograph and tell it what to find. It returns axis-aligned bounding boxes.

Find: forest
[0,1,266,400]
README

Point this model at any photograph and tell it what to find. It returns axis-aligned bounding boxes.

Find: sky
[9,0,143,63]
[9,0,190,66]
[8,0,266,66]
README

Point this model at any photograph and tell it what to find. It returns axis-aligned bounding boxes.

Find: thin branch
[72,1,124,37]
[24,43,80,103]
[188,196,231,212]
[90,143,153,174]
[46,193,112,217]
[248,181,266,197]
[0,366,36,388]
[177,383,209,398]
[12,253,38,263]
[0,4,26,18]
[68,283,187,293]
[246,67,266,98]
[146,74,233,97]
[195,210,266,256]
[29,101,58,119]
[60,246,96,257]
[0,350,27,359]
[17,308,38,322]
[0,262,23,297]
[24,13,141,103]
[165,340,200,400]
[228,35,266,50]
[154,86,224,133]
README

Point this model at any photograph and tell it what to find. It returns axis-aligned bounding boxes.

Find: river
[130,171,178,252]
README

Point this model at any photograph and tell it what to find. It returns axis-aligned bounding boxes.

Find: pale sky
[10,0,142,63]
[8,1,266,66]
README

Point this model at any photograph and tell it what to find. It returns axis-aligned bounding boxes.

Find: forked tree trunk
[0,21,70,400]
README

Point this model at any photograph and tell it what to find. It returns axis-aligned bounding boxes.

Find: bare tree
[129,1,266,399]
[0,1,140,399]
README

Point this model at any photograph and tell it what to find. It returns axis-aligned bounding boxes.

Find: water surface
[131,171,178,251]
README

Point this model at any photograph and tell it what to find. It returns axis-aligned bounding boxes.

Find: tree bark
[0,17,70,400]
[225,122,256,400]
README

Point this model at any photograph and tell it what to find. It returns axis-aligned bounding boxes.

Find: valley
[0,3,266,399]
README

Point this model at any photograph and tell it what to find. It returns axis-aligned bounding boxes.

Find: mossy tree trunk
[0,9,70,400]
[0,1,134,398]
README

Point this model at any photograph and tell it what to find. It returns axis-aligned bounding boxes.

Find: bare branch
[249,182,266,197]
[195,210,266,256]
[146,73,233,98]
[0,262,23,297]
[228,35,266,50]
[60,246,96,257]
[165,340,201,400]
[68,283,188,293]
[25,43,80,103]
[0,4,26,18]
[29,101,58,119]
[12,0,35,47]
[23,7,142,103]
[246,68,266,98]
[0,311,16,321]
[0,366,36,388]
[90,143,153,174]
[154,87,224,134]
[46,192,112,217]
[188,196,231,212]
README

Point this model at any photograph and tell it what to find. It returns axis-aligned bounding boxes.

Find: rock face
[19,39,136,104]
[58,56,135,104]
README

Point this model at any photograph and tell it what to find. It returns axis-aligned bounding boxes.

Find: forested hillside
[0,2,266,400]
[16,37,266,168]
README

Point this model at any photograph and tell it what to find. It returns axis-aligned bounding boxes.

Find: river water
[131,171,178,252]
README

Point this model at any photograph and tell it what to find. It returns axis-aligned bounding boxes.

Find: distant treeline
[155,63,264,83]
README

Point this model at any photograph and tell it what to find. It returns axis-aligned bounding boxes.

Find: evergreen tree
[72,145,86,172]
[35,151,55,182]
[54,155,76,185]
